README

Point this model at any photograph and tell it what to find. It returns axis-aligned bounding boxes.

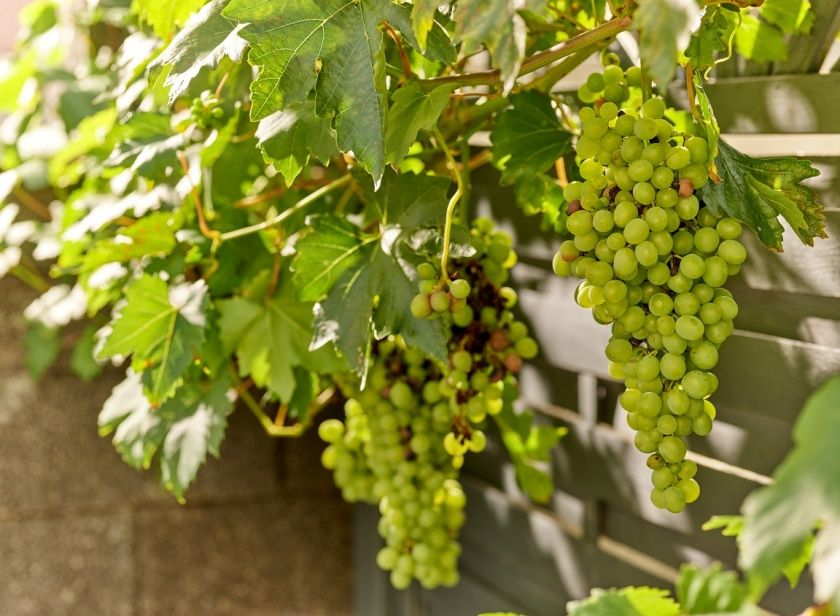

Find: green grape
[718,239,747,265]
[430,290,451,313]
[449,279,471,299]
[411,294,432,319]
[634,117,659,141]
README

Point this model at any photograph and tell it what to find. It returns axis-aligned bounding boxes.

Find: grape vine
[0,0,827,595]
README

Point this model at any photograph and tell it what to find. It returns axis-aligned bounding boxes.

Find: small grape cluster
[554,67,747,513]
[189,90,227,130]
[320,340,465,590]
[412,221,539,463]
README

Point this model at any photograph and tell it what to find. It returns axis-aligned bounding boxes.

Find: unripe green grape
[648,293,673,317]
[605,338,633,363]
[603,82,628,103]
[567,228,593,252]
[675,315,704,341]
[692,414,713,436]
[635,431,658,453]
[515,337,539,359]
[685,136,709,163]
[449,278,471,299]
[699,302,722,325]
[667,273,693,294]
[632,181,656,205]
[319,419,345,443]
[452,305,474,327]
[613,248,638,279]
[599,101,619,121]
[694,227,720,254]
[586,72,605,92]
[635,241,659,267]
[620,388,642,412]
[657,315,676,336]
[634,117,659,141]
[651,466,674,489]
[563,181,583,202]
[577,136,600,159]
[702,256,728,287]
[717,217,742,240]
[641,143,667,166]
[676,196,700,220]
[715,295,739,320]
[660,353,687,381]
[637,355,660,382]
[657,414,678,436]
[679,254,705,279]
[419,279,436,294]
[583,117,608,139]
[718,239,747,265]
[651,488,667,509]
[651,166,674,190]
[656,119,674,141]
[603,279,627,302]
[663,332,688,355]
[682,370,711,399]
[672,230,694,255]
[614,201,638,228]
[620,306,646,331]
[621,136,644,162]
[628,159,654,182]
[604,64,624,83]
[411,294,432,319]
[667,389,690,415]
[418,263,437,279]
[641,97,666,119]
[614,114,636,136]
[592,209,615,234]
[705,320,732,345]
[666,208,681,232]
[614,168,634,191]
[430,290,451,313]
[622,219,651,249]
[647,262,670,286]
[690,341,718,370]
[681,163,709,188]
[697,208,718,228]
[659,436,687,464]
[656,187,679,208]
[579,158,604,180]
[663,485,686,513]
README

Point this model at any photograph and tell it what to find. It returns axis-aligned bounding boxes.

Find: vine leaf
[70,325,103,382]
[98,369,232,501]
[735,14,788,63]
[132,0,208,39]
[297,171,450,377]
[148,0,248,105]
[740,376,840,606]
[218,267,344,401]
[222,0,455,181]
[104,112,190,181]
[701,138,826,251]
[454,0,547,93]
[24,324,61,380]
[760,0,814,35]
[256,101,338,186]
[685,5,740,73]
[99,275,208,404]
[675,563,754,614]
[410,0,440,50]
[634,0,702,91]
[385,81,456,166]
[567,587,681,616]
[490,91,571,224]
[491,91,572,183]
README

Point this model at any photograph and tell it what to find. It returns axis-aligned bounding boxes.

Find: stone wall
[0,278,354,615]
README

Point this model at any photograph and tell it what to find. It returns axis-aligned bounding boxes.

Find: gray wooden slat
[705,74,840,133]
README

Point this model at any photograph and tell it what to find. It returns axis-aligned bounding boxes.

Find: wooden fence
[354,20,840,616]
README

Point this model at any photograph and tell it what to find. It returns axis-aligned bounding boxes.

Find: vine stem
[238,384,336,438]
[220,174,353,241]
[419,16,632,91]
[434,127,466,280]
[177,151,221,245]
[685,64,702,122]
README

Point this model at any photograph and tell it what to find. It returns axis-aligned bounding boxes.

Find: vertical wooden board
[705,74,840,133]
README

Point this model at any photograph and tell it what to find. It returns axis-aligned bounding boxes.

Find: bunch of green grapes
[189,90,227,130]
[553,66,747,513]
[412,221,539,466]
[320,339,465,590]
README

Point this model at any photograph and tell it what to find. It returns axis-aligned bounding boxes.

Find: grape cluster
[190,90,227,130]
[413,221,539,463]
[320,222,539,589]
[320,340,464,590]
[553,67,747,513]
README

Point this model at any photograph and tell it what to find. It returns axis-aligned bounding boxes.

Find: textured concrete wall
[0,278,354,615]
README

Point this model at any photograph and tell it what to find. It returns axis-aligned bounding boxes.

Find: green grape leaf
[693,75,720,162]
[49,108,119,187]
[385,81,456,166]
[685,5,740,73]
[222,0,455,180]
[676,563,752,614]
[410,0,440,50]
[99,275,208,404]
[490,91,572,184]
[703,515,744,538]
[567,587,681,616]
[734,14,787,63]
[739,376,840,606]
[634,0,702,91]
[148,0,248,105]
[454,0,547,92]
[218,267,344,401]
[301,171,450,377]
[99,369,232,501]
[80,211,181,273]
[104,112,190,181]
[70,325,103,382]
[760,0,814,35]
[256,101,339,186]
[24,324,61,380]
[132,0,209,39]
[701,138,826,251]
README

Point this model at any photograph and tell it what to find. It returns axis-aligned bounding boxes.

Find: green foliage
[24,323,60,379]
[567,586,681,616]
[702,139,826,251]
[739,376,840,608]
[634,0,701,91]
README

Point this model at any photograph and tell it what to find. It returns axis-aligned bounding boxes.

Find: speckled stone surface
[0,278,354,615]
